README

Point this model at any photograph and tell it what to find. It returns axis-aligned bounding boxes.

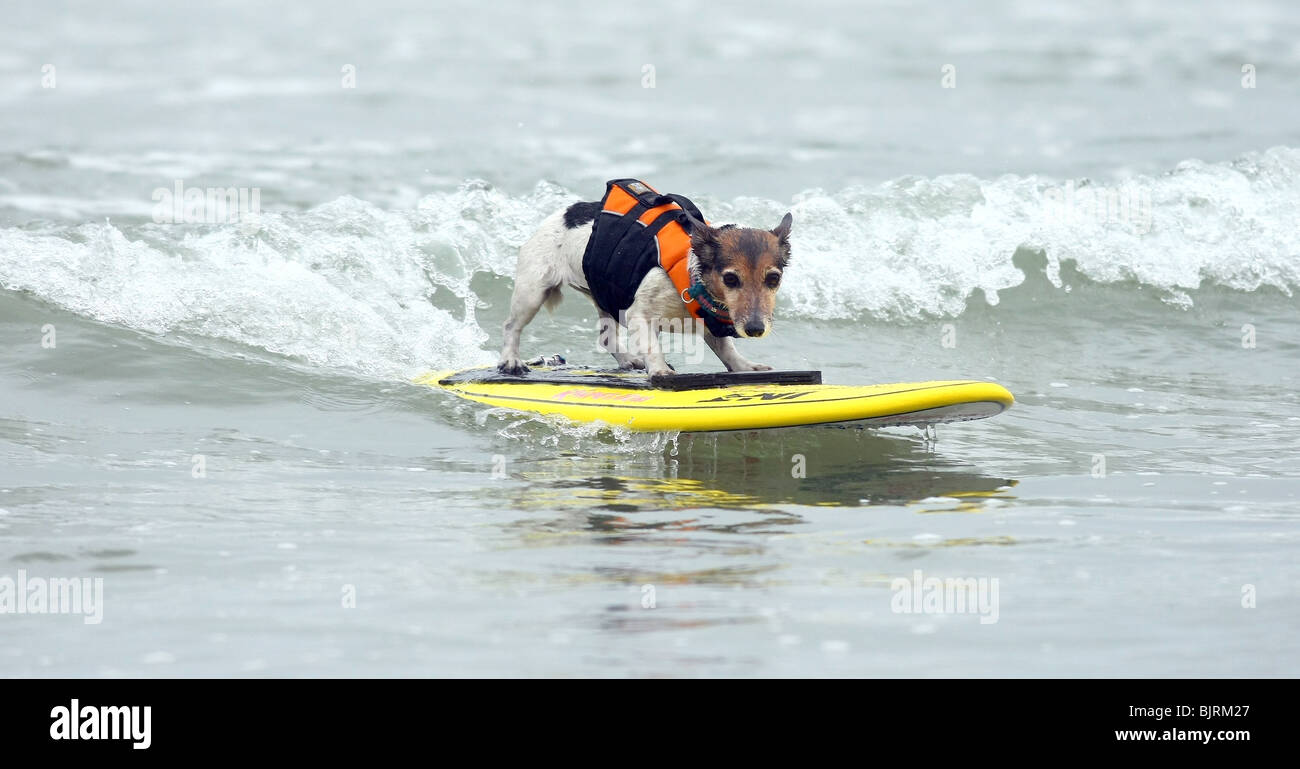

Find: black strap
[665,193,705,225]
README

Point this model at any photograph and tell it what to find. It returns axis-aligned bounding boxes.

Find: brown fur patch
[717,228,780,268]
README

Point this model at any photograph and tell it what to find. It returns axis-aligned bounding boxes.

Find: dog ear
[772,212,793,242]
[772,212,793,266]
[687,216,719,271]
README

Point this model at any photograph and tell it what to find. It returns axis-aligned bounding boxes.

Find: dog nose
[743,320,767,338]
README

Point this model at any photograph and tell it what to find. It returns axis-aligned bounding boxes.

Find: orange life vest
[581,179,736,337]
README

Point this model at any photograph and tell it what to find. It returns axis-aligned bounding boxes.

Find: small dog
[498,179,792,377]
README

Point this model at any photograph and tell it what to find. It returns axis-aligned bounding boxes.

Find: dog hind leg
[595,309,646,370]
[625,315,671,377]
[499,281,560,375]
[497,207,593,374]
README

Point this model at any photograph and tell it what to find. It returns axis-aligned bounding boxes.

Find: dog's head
[688,213,793,338]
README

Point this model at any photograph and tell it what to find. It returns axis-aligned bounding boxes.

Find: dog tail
[542,285,563,313]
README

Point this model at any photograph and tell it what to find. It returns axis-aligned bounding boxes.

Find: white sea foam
[714,146,1300,319]
[0,183,568,378]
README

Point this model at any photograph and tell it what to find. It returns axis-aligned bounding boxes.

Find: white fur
[499,209,769,376]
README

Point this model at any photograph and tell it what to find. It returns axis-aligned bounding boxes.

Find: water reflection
[468,428,1023,636]
[504,427,1017,522]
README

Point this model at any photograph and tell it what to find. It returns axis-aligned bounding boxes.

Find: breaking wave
[2,147,1297,377]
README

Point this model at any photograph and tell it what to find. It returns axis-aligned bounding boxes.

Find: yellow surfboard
[416,360,1013,433]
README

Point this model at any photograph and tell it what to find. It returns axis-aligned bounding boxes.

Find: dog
[498,179,792,377]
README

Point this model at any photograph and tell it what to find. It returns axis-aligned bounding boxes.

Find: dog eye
[766,273,781,288]
[723,273,741,288]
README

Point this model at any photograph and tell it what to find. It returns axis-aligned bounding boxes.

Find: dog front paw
[497,357,530,375]
[647,365,674,378]
[618,356,647,371]
[729,360,772,372]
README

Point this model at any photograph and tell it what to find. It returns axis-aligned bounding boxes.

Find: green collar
[685,280,733,326]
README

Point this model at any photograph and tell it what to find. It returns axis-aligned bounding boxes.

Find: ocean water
[1,0,1298,677]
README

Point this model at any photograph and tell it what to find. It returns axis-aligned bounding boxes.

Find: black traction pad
[440,364,822,391]
[648,369,822,390]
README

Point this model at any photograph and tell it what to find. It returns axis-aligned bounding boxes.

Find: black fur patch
[563,201,601,229]
[692,239,718,271]
[690,225,720,271]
